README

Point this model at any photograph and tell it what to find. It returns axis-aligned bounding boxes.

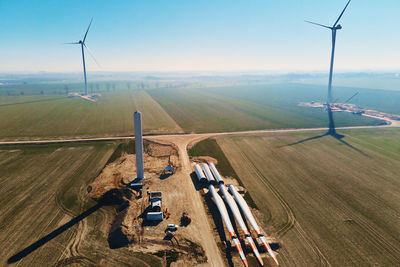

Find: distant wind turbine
[306,0,351,136]
[65,18,99,96]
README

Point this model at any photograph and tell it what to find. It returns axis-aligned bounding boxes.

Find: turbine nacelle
[334,24,342,30]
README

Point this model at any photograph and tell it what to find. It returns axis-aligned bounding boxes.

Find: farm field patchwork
[203,83,400,116]
[148,86,382,133]
[0,90,182,141]
[0,142,162,267]
[215,128,400,266]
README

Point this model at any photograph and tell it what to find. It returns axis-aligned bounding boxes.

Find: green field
[207,83,400,116]
[0,142,162,266]
[0,81,395,140]
[148,86,382,133]
[0,90,182,141]
[214,128,400,266]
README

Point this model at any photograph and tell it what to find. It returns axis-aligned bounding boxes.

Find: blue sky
[0,0,399,72]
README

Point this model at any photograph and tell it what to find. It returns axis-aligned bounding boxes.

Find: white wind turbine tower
[66,18,99,96]
[306,0,351,136]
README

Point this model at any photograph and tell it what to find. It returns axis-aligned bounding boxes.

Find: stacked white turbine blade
[209,185,248,267]
[210,163,262,264]
[202,163,217,185]
[193,164,207,183]
[228,184,279,265]
[209,162,224,184]
[204,163,247,266]
[219,184,263,266]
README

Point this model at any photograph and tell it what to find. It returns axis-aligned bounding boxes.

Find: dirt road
[150,135,225,267]
[0,124,398,146]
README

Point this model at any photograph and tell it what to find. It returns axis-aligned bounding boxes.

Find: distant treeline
[0,80,177,96]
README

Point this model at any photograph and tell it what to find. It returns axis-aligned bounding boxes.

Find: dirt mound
[87,141,181,250]
[98,188,131,205]
[88,140,180,198]
[223,177,242,188]
[108,198,143,248]
[88,152,179,199]
[108,207,132,248]
[150,238,207,266]
[191,156,218,165]
[146,140,178,157]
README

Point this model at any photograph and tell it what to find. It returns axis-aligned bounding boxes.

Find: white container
[146,212,163,221]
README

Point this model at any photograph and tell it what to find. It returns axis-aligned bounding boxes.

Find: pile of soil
[87,141,180,248]
[146,141,178,157]
[191,156,218,165]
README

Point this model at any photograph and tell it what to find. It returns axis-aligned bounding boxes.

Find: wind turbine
[306,0,351,136]
[66,18,95,96]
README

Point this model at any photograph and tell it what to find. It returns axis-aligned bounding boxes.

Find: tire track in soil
[55,256,97,267]
[233,141,295,236]
[53,148,102,262]
[54,179,90,261]
[344,211,400,263]
[70,184,93,258]
[235,142,331,266]
[54,182,82,260]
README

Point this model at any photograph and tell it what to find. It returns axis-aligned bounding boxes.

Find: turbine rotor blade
[305,20,332,29]
[84,44,101,68]
[333,0,351,27]
[343,92,358,104]
[64,42,80,44]
[82,17,93,43]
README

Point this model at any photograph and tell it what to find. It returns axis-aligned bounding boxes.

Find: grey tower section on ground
[134,111,144,179]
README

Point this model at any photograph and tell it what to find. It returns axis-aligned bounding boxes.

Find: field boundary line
[1,124,399,146]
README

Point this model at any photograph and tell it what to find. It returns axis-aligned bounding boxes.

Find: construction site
[84,111,279,266]
[299,99,400,125]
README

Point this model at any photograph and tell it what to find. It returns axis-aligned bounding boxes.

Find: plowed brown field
[217,128,400,266]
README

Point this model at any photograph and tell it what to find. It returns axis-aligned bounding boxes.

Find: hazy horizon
[1,69,400,76]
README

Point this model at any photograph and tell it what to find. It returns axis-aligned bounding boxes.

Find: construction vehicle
[181,212,191,226]
[149,192,162,212]
[166,224,179,231]
[165,230,175,239]
[162,156,175,176]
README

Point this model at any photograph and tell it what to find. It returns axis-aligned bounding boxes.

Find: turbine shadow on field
[281,132,368,156]
[283,133,328,146]
[7,203,102,264]
[335,136,368,156]
[8,189,125,264]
